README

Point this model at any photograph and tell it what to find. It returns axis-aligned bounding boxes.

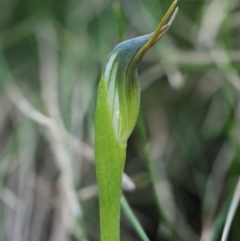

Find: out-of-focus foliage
[0,0,240,241]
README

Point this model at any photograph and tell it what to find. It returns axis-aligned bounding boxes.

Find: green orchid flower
[95,1,178,241]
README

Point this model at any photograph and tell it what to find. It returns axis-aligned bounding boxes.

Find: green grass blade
[121,196,151,241]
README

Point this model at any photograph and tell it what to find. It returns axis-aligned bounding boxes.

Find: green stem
[95,79,126,241]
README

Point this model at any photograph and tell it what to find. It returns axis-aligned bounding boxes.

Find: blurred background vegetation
[0,0,240,240]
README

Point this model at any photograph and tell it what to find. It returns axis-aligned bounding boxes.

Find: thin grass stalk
[121,196,151,241]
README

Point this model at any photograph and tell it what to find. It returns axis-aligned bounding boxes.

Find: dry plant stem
[3,80,135,191]
[36,22,87,241]
[95,2,178,241]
